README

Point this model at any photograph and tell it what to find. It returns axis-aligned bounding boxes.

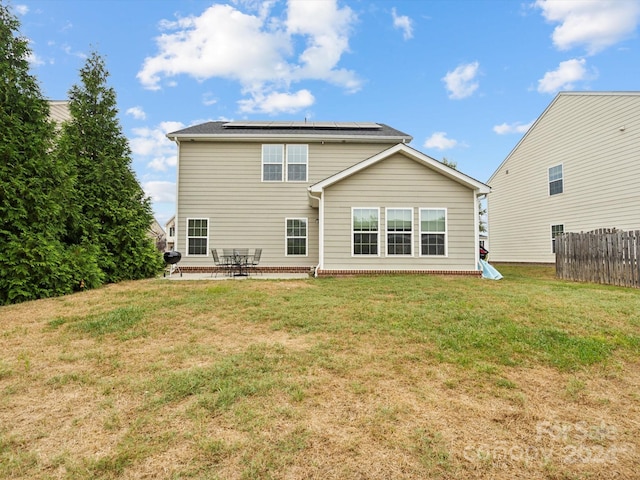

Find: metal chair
[211,248,231,277]
[247,248,262,275]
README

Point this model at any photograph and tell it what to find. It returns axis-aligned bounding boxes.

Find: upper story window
[186,218,208,255]
[262,144,308,182]
[286,145,308,181]
[386,208,413,256]
[420,208,447,256]
[549,164,563,195]
[353,208,379,256]
[262,145,284,181]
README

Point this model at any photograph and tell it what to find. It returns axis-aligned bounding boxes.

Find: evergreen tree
[0,4,82,304]
[57,51,163,282]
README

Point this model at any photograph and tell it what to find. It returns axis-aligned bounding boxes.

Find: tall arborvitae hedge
[0,5,162,304]
[56,51,163,283]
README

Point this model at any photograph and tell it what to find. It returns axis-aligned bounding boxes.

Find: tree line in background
[0,4,163,305]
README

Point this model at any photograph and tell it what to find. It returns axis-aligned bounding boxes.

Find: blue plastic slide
[478,259,503,280]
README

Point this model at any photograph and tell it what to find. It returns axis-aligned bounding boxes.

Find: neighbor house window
[353,208,379,255]
[420,209,447,256]
[286,218,307,255]
[186,218,208,255]
[262,144,308,182]
[286,145,308,182]
[551,224,564,253]
[386,208,413,256]
[549,164,563,195]
[262,144,284,181]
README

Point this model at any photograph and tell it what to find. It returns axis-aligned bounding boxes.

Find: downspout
[308,189,323,277]
[474,190,481,270]
[171,137,181,253]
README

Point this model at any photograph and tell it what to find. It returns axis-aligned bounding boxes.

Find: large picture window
[286,218,307,255]
[549,164,563,195]
[262,144,308,182]
[186,218,208,255]
[353,208,379,255]
[420,209,447,256]
[386,208,413,256]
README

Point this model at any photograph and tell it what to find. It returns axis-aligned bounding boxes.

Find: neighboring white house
[165,215,176,251]
[49,100,71,125]
[487,91,640,263]
[167,121,490,276]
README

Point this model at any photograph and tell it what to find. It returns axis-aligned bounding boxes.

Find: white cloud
[493,121,534,135]
[26,52,44,67]
[202,93,217,106]
[126,106,147,120]
[142,181,176,204]
[424,132,458,150]
[392,8,413,40]
[137,0,359,114]
[537,58,591,93]
[238,89,315,114]
[535,0,640,54]
[442,61,480,99]
[14,4,29,15]
[130,121,184,171]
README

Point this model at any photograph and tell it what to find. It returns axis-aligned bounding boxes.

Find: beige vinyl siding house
[168,121,489,275]
[487,92,640,263]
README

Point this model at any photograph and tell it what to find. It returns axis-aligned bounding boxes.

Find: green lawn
[1,265,639,479]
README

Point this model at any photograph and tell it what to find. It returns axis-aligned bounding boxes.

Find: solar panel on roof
[223,121,381,129]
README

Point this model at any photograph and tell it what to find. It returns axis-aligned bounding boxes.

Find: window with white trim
[386,208,413,256]
[262,145,284,181]
[286,145,308,181]
[420,209,447,256]
[353,208,379,255]
[286,218,307,255]
[186,218,208,255]
[549,164,563,195]
[551,224,564,253]
[262,144,308,182]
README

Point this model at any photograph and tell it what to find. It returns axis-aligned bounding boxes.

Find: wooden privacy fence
[556,229,640,288]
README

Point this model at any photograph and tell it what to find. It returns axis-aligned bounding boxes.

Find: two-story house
[167,121,490,276]
[487,92,640,263]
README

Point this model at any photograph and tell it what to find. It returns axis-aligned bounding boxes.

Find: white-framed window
[551,224,564,253]
[262,144,308,182]
[262,144,284,181]
[286,145,308,182]
[352,208,379,256]
[286,218,307,256]
[386,208,413,256]
[420,208,447,256]
[186,218,208,255]
[549,164,563,195]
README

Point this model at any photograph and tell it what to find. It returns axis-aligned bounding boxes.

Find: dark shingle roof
[167,121,413,143]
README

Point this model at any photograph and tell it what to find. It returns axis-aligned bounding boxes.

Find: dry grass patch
[1,267,639,479]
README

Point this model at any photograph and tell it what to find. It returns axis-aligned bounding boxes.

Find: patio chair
[247,248,262,276]
[211,248,231,277]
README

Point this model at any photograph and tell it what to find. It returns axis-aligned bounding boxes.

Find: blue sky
[12,0,640,226]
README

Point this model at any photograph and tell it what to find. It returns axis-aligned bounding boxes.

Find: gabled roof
[167,121,412,144]
[309,143,490,198]
[487,91,640,184]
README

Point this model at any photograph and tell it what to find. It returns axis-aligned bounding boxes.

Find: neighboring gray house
[487,92,640,263]
[167,121,490,276]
